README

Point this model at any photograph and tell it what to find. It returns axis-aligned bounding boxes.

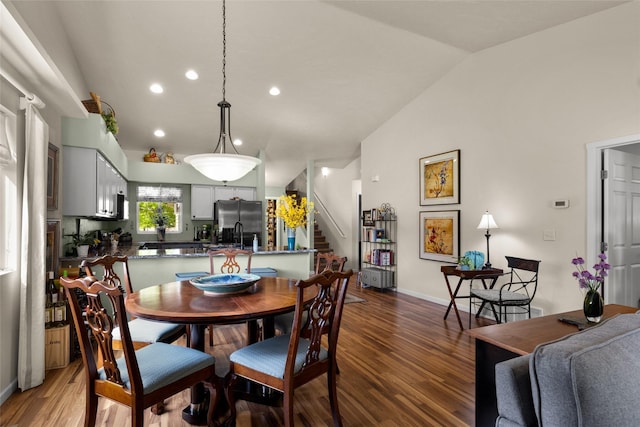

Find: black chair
[469,256,541,326]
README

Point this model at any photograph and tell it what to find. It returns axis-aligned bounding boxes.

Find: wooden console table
[467,304,638,427]
[441,266,503,330]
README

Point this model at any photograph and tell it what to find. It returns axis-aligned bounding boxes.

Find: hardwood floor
[0,283,494,426]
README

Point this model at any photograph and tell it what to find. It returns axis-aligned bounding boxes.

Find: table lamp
[477,211,498,269]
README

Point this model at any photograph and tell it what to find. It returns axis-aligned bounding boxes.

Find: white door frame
[586,133,640,297]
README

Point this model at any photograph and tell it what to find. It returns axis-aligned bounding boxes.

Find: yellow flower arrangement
[276,194,314,229]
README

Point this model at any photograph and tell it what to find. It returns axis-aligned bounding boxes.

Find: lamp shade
[477,211,498,230]
[184,153,261,182]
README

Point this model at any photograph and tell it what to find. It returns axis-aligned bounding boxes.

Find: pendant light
[185,0,261,182]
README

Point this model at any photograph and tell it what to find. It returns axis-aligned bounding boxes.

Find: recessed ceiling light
[150,83,164,94]
[154,129,165,137]
[233,139,242,146]
[185,69,199,80]
[269,86,280,96]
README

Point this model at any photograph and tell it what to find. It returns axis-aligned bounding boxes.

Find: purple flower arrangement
[571,252,610,292]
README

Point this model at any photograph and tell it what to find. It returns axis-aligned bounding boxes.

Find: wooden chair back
[292,269,353,361]
[82,254,133,294]
[227,269,354,426]
[62,276,139,397]
[208,248,253,274]
[81,254,187,351]
[60,275,219,426]
[315,252,347,274]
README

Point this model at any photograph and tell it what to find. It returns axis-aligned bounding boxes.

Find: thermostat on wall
[554,199,570,209]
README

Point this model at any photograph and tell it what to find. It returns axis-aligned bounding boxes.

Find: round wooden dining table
[125,276,312,425]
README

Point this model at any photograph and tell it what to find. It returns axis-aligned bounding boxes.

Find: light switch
[543,229,556,241]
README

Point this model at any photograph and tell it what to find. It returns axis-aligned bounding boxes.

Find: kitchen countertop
[60,242,316,263]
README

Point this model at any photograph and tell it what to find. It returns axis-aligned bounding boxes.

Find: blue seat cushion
[113,318,184,344]
[230,334,328,378]
[98,342,214,394]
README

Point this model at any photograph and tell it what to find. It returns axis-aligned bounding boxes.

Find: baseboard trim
[1,378,17,406]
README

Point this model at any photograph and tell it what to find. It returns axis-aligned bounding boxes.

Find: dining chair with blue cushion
[206,248,254,347]
[82,255,188,350]
[273,252,347,335]
[225,269,354,427]
[60,275,221,427]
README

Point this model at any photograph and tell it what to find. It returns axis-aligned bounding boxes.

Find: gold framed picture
[419,210,459,263]
[419,149,460,206]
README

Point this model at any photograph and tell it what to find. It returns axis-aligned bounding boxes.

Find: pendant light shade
[185,153,261,182]
[184,0,261,182]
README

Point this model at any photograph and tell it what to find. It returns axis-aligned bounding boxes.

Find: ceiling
[8,0,626,187]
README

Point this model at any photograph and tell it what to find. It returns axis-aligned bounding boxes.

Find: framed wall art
[362,210,374,227]
[419,210,459,263]
[47,143,59,210]
[419,149,460,206]
[46,220,60,273]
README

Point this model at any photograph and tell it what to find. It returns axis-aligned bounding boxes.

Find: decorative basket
[81,91,116,118]
[143,148,161,163]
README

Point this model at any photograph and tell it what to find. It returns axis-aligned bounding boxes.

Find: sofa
[494,312,640,427]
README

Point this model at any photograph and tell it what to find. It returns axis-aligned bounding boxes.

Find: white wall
[312,157,362,271]
[361,2,640,315]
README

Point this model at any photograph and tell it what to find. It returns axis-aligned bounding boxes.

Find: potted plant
[102,111,119,135]
[457,255,473,270]
[275,194,314,250]
[72,232,99,258]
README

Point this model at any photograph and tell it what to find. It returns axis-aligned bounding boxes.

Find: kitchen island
[59,244,316,290]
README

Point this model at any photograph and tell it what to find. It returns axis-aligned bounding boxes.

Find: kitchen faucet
[234,221,244,249]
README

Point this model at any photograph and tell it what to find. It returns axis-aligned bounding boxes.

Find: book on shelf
[369,249,394,266]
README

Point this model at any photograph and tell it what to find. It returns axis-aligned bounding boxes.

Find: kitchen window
[136,185,183,234]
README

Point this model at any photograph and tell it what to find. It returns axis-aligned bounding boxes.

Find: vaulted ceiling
[7,0,626,186]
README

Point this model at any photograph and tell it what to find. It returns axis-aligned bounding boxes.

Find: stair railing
[313,191,346,239]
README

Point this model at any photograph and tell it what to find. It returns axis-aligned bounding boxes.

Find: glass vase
[287,227,296,251]
[583,289,604,323]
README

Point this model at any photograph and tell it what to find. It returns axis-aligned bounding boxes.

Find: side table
[440,265,503,330]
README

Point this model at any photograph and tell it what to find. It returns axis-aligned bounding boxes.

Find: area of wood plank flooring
[0,282,494,426]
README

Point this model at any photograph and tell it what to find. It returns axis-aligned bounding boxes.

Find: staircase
[314,223,332,262]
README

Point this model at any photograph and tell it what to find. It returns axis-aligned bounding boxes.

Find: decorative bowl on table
[189,273,261,295]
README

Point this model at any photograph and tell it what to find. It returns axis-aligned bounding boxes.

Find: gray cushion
[230,334,327,378]
[112,318,183,343]
[495,355,536,427]
[530,314,640,426]
[471,289,529,304]
[98,342,214,394]
[570,326,640,427]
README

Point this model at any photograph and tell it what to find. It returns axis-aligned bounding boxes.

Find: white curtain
[18,95,48,391]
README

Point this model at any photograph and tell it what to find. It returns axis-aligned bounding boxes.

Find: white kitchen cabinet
[214,186,256,202]
[191,185,215,220]
[63,147,126,218]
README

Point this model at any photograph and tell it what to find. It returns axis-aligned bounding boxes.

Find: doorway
[587,134,640,307]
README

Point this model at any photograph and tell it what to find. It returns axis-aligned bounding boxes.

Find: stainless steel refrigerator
[214,200,262,247]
